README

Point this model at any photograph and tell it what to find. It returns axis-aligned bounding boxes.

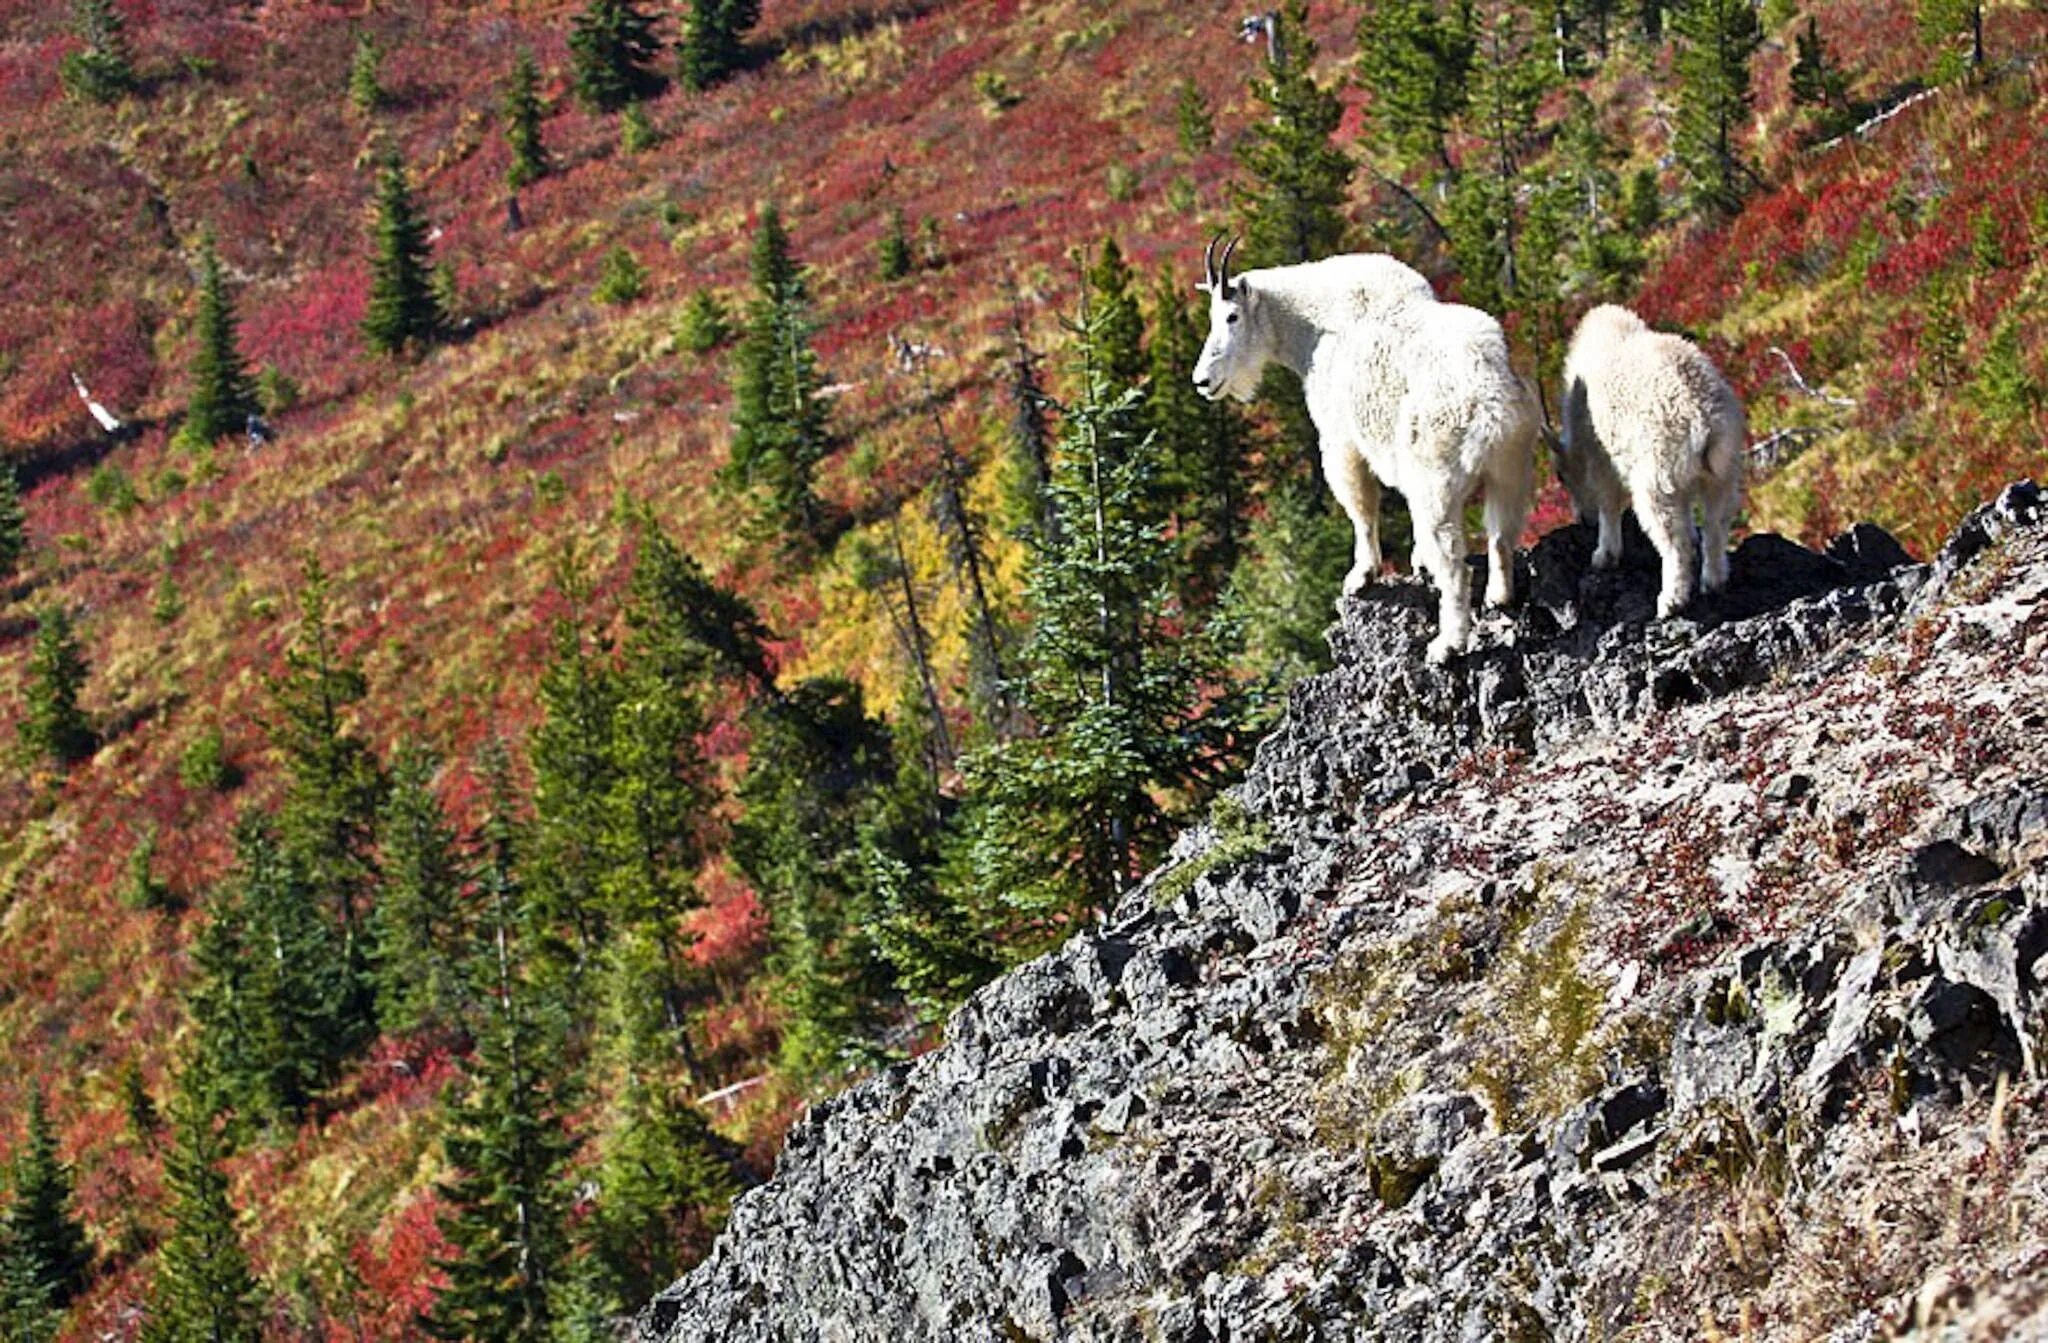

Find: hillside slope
[641,482,2048,1340]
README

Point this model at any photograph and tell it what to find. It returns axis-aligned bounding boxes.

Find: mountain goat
[1191,237,1539,664]
[1558,304,1745,618]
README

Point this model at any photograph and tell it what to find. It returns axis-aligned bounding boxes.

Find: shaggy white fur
[1193,250,1539,664]
[1559,304,1746,618]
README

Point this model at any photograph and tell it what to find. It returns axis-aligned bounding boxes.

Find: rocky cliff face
[640,484,2048,1343]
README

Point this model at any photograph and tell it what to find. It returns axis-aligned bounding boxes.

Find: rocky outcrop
[640,483,2048,1342]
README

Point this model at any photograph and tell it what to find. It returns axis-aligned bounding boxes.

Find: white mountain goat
[1190,237,1539,664]
[1558,304,1746,618]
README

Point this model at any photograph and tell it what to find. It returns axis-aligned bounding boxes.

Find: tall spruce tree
[270,557,384,1036]
[569,0,666,111]
[726,206,834,550]
[0,461,25,577]
[370,745,471,1037]
[955,285,1239,940]
[731,678,898,1084]
[2,1091,91,1312]
[525,592,620,978]
[1232,0,1353,270]
[1670,0,1764,215]
[1356,0,1477,174]
[504,52,550,190]
[189,819,360,1129]
[58,0,134,103]
[178,232,258,450]
[361,151,445,356]
[1085,239,1146,391]
[21,607,94,767]
[679,0,760,91]
[141,1090,264,1343]
[423,827,575,1343]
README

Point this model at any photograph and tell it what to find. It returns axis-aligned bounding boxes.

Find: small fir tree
[504,52,550,189]
[1671,0,1764,215]
[423,843,576,1343]
[0,461,27,577]
[1356,0,1477,173]
[0,1220,57,1343]
[361,151,445,356]
[569,0,666,111]
[1084,238,1146,390]
[21,607,94,767]
[58,0,134,103]
[525,591,620,976]
[178,232,258,450]
[2,1090,92,1311]
[370,746,471,1036]
[141,1090,264,1343]
[1174,78,1214,155]
[1146,269,1253,606]
[593,245,647,304]
[347,32,384,114]
[679,0,760,91]
[1790,17,1848,113]
[270,557,385,1034]
[876,209,913,282]
[676,289,731,354]
[726,206,835,550]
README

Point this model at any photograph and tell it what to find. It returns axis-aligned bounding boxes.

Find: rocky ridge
[641,483,2048,1342]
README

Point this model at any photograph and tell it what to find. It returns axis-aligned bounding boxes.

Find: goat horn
[1218,235,1241,295]
[1203,232,1225,288]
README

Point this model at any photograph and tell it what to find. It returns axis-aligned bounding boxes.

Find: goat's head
[1192,234,1262,404]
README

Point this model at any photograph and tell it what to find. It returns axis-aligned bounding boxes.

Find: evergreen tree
[1146,270,1252,606]
[582,929,739,1309]
[504,52,550,190]
[568,0,666,112]
[20,607,94,767]
[178,232,258,451]
[371,746,471,1037]
[1002,306,1059,549]
[1790,18,1840,111]
[726,206,835,550]
[188,819,359,1130]
[2,1091,91,1311]
[423,839,575,1343]
[731,679,898,1083]
[679,0,760,92]
[361,151,445,357]
[1671,0,1764,215]
[1232,0,1353,269]
[526,597,620,978]
[0,461,25,577]
[876,209,912,282]
[1174,78,1214,156]
[0,1222,57,1343]
[58,0,134,103]
[1084,238,1146,390]
[592,245,647,305]
[270,557,384,1035]
[141,1090,264,1343]
[956,289,1240,939]
[1443,3,1552,314]
[848,527,952,777]
[676,289,731,354]
[1223,473,1354,695]
[1356,0,1476,173]
[347,32,384,114]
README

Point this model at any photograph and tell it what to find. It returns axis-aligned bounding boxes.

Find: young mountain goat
[1558,304,1746,618]
[1191,237,1539,664]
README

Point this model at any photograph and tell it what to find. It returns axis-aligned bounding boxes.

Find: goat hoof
[1592,549,1620,571]
[1342,566,1377,598]
[1425,635,1463,666]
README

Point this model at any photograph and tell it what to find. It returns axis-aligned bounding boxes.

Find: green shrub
[179,725,240,792]
[86,463,139,515]
[594,246,647,305]
[676,289,732,353]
